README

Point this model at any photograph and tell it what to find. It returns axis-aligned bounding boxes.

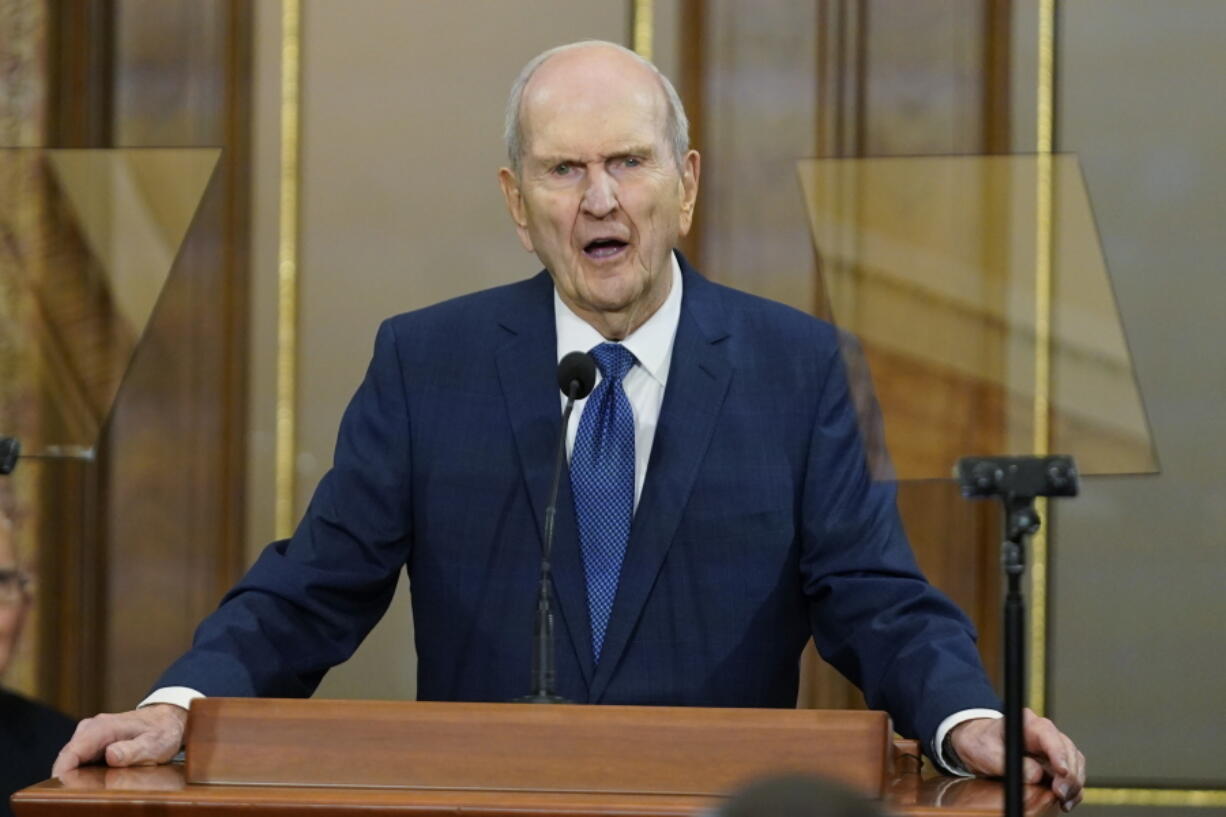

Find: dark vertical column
[32,0,251,714]
[41,0,115,718]
[982,0,1013,154]
[100,0,251,711]
[46,0,114,148]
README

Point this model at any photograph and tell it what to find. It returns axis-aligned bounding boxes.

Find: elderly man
[1,514,75,817]
[55,41,1084,809]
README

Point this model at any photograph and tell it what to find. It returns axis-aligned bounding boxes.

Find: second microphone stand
[956,454,1079,817]
[1001,494,1039,817]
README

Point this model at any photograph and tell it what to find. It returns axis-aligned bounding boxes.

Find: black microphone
[556,352,597,403]
[0,437,19,475]
[517,351,596,703]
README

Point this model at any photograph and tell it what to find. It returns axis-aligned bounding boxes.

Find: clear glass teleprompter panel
[797,155,1156,480]
[0,148,219,454]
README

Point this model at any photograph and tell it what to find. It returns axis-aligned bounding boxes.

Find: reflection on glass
[797,155,1156,479]
[0,148,218,453]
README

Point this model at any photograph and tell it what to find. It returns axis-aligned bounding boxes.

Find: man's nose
[581,166,619,217]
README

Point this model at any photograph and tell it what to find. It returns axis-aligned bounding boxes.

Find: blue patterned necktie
[570,342,637,663]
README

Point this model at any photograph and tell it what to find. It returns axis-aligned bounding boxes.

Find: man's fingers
[950,711,1086,812]
[52,715,145,777]
[1051,748,1087,810]
[1022,709,1061,765]
[1021,707,1086,810]
[1023,708,1075,776]
[52,706,188,777]
[51,746,88,778]
[105,731,178,767]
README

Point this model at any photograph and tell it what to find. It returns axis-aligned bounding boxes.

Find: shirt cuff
[932,708,1003,776]
[138,686,205,711]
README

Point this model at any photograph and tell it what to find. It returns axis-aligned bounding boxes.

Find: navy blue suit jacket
[157,257,1000,750]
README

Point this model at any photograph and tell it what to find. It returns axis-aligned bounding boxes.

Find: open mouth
[583,238,629,260]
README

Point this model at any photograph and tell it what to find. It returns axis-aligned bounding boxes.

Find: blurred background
[0,2,1222,813]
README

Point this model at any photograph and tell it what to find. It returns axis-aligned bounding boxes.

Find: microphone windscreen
[557,352,597,399]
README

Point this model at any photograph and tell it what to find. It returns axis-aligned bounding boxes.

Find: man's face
[499,46,699,338]
[0,518,27,678]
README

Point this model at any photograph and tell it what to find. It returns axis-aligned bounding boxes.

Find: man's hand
[950,708,1085,812]
[52,703,188,777]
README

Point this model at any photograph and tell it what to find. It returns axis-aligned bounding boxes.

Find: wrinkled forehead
[519,51,670,159]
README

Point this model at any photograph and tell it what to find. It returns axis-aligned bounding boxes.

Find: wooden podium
[13,699,1056,816]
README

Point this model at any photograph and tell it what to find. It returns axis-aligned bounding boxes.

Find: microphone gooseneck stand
[956,455,1079,817]
[518,378,581,704]
[517,351,596,704]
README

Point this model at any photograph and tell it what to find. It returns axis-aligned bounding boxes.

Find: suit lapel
[495,274,595,691]
[590,266,733,701]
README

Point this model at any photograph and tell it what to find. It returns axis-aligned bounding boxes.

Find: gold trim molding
[1028,0,1056,718]
[275,0,302,540]
[1084,787,1226,808]
[632,0,653,60]
[1029,3,1224,804]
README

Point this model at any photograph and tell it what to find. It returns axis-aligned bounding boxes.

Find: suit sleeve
[799,339,1001,750]
[154,319,414,698]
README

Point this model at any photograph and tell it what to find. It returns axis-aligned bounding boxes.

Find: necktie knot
[590,342,636,382]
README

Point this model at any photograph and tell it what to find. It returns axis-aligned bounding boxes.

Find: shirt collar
[554,251,683,388]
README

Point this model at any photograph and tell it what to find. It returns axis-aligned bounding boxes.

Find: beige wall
[1010,0,1226,803]
[246,1,631,701]
[1044,0,1226,792]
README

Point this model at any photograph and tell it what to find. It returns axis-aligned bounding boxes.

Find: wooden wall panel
[10,0,254,715]
[99,0,251,712]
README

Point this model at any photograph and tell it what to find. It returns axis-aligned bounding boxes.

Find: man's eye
[623,157,641,167]
[552,163,572,175]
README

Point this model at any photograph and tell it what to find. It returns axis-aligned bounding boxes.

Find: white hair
[503,40,690,176]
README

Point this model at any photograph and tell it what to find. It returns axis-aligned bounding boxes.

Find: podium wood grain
[185,699,894,796]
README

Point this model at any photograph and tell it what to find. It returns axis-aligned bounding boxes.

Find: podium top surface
[16,764,1058,817]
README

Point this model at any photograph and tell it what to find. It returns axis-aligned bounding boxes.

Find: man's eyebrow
[532,146,658,166]
[532,154,575,167]
[608,145,657,159]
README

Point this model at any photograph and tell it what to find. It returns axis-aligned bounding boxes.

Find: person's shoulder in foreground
[0,687,76,813]
[711,773,888,817]
[0,513,78,812]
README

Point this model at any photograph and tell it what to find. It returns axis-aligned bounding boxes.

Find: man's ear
[498,167,535,252]
[677,150,701,237]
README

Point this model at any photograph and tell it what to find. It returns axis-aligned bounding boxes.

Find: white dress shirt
[556,253,683,508]
[143,250,995,773]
